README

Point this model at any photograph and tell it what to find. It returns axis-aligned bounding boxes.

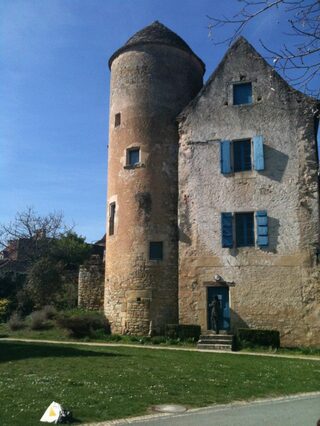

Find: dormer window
[233,82,252,105]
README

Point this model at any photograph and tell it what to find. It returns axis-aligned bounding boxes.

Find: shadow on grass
[0,341,126,363]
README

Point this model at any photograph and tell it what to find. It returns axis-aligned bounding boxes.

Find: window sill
[223,170,256,179]
[124,163,145,170]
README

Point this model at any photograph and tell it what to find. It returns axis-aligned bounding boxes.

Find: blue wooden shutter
[220,140,232,174]
[256,210,268,246]
[253,135,264,171]
[221,212,233,248]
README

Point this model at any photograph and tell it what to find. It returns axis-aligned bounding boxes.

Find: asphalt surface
[91,393,320,426]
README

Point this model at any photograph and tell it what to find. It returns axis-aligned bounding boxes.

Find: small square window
[235,213,254,247]
[149,242,163,260]
[233,140,252,172]
[115,113,121,127]
[128,148,140,166]
[233,82,252,105]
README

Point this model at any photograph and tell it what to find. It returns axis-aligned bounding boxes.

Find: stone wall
[178,38,320,347]
[78,255,104,310]
[105,36,204,335]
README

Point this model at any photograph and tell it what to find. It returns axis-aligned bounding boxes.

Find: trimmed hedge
[237,328,280,348]
[165,324,201,340]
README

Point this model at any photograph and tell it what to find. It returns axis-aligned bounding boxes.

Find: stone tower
[105,21,204,335]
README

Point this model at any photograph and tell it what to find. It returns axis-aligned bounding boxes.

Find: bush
[151,336,167,345]
[57,311,110,338]
[42,305,57,320]
[8,313,25,331]
[237,328,280,349]
[29,310,51,330]
[165,324,201,341]
[0,298,11,322]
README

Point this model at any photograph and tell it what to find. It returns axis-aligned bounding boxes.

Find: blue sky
[1,0,318,242]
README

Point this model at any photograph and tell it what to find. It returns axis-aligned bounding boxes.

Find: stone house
[104,21,320,346]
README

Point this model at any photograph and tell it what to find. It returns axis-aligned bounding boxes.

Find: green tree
[26,258,63,309]
[51,232,91,271]
[0,209,92,312]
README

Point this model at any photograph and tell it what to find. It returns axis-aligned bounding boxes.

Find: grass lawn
[1,341,320,425]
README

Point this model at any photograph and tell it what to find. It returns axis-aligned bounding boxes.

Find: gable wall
[178,40,320,346]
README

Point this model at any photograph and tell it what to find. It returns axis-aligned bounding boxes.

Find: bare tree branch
[0,207,73,256]
[208,0,320,97]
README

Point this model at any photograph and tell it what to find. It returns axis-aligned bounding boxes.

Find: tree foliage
[0,208,92,313]
[208,0,320,97]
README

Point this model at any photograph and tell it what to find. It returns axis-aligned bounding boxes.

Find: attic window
[115,113,121,127]
[233,82,252,105]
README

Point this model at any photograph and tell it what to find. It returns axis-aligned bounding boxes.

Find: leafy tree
[208,0,320,97]
[0,209,92,312]
[51,232,91,271]
[25,258,63,309]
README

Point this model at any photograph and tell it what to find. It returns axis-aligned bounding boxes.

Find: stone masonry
[103,22,320,346]
[178,38,320,347]
[78,255,104,310]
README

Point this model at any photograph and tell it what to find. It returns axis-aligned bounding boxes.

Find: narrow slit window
[149,242,163,260]
[109,202,116,236]
[233,82,252,105]
[115,113,121,128]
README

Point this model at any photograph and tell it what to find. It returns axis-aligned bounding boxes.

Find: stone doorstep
[199,334,233,340]
[197,333,234,351]
[198,339,233,346]
[197,343,233,351]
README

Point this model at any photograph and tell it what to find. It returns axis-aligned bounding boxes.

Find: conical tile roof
[109,21,204,71]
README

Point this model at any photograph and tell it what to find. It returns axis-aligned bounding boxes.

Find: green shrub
[151,336,167,345]
[165,324,201,340]
[237,328,280,349]
[0,299,11,322]
[42,305,57,320]
[107,334,122,342]
[29,310,51,330]
[8,313,25,331]
[57,312,110,338]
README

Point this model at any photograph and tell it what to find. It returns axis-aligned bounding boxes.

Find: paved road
[93,393,320,426]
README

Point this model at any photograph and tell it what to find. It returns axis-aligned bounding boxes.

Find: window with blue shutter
[235,213,254,247]
[233,82,252,105]
[253,135,264,171]
[233,140,252,172]
[220,140,232,174]
[256,210,268,246]
[221,213,233,248]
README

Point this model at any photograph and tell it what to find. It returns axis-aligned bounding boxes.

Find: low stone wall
[78,256,104,310]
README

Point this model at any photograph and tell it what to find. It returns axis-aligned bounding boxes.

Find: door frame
[205,283,231,332]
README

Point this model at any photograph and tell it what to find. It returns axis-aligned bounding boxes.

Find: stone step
[197,334,234,351]
[197,343,233,351]
[198,338,232,345]
[199,335,233,342]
